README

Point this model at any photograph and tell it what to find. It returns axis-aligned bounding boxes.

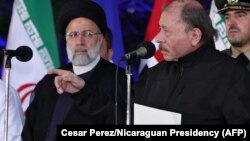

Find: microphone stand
[4,56,12,141]
[125,61,132,125]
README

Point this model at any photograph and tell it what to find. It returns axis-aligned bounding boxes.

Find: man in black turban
[22,1,127,141]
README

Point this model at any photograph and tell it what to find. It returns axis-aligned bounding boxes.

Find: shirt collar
[231,46,250,60]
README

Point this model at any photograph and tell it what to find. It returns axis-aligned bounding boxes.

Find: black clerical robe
[22,58,127,141]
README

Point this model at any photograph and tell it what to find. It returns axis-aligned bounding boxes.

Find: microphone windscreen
[16,46,33,62]
[137,41,156,59]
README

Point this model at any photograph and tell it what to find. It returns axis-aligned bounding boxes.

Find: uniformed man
[215,0,250,71]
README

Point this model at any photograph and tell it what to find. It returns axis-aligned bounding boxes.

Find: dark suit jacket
[22,58,127,141]
[135,42,250,124]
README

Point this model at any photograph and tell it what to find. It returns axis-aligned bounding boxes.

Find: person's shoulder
[148,60,172,72]
[221,48,232,56]
[139,61,174,78]
[99,58,116,66]
[211,48,233,62]
[215,49,250,75]
[99,58,125,72]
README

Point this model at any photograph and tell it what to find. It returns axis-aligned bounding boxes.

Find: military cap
[57,0,107,35]
[215,0,250,13]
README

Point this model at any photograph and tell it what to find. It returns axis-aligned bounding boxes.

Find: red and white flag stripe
[139,0,173,73]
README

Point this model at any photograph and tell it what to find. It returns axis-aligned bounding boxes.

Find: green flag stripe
[213,13,231,49]
[18,0,60,68]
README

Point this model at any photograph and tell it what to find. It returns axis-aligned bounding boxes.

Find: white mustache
[74,46,88,53]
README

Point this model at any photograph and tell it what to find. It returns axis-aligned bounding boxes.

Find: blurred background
[0,0,212,78]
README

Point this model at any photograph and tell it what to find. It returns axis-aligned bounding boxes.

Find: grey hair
[165,0,216,43]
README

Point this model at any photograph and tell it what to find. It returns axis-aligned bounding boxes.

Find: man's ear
[190,28,202,46]
[108,49,113,61]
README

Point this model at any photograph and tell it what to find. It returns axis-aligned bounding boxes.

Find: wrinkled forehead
[160,10,180,25]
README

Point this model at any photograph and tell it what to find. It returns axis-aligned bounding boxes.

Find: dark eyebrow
[235,11,248,15]
[225,10,248,16]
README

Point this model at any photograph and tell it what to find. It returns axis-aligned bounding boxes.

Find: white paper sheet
[134,103,182,125]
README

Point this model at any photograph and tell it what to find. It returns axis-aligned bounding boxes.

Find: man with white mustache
[22,1,127,141]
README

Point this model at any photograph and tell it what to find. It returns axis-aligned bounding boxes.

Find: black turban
[57,0,107,35]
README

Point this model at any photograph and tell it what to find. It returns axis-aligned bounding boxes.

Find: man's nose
[75,34,86,44]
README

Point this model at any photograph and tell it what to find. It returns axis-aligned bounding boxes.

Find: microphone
[121,41,156,60]
[0,46,33,62]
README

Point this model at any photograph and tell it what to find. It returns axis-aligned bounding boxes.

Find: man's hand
[48,69,85,94]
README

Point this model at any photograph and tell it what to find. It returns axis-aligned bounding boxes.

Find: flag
[139,0,172,73]
[5,0,60,112]
[209,0,231,51]
[92,0,126,68]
